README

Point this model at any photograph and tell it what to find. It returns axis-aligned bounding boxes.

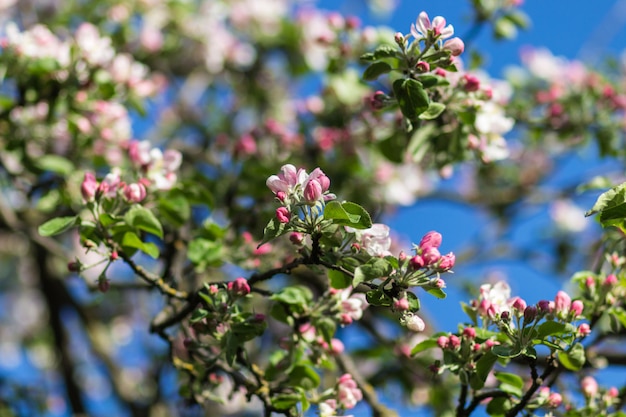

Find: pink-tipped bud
[409,255,425,269]
[537,300,552,313]
[124,183,147,203]
[577,323,591,336]
[554,290,572,317]
[276,191,286,201]
[570,300,584,317]
[511,297,527,313]
[443,37,465,56]
[436,335,449,349]
[604,274,618,286]
[437,252,455,271]
[276,207,290,223]
[394,298,410,311]
[581,376,598,398]
[303,179,323,203]
[500,310,510,321]
[463,327,476,339]
[329,338,345,355]
[463,74,481,92]
[398,251,407,262]
[421,247,441,266]
[110,250,119,261]
[547,392,562,408]
[68,261,82,272]
[289,232,304,245]
[523,305,538,323]
[416,61,430,72]
[608,387,619,398]
[228,277,250,296]
[81,172,99,201]
[448,335,461,349]
[585,276,595,288]
[394,32,405,46]
[419,231,442,250]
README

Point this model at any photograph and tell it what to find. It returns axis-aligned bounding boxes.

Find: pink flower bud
[419,231,442,250]
[537,300,552,313]
[585,276,596,288]
[329,338,344,355]
[463,327,476,339]
[124,183,147,203]
[416,61,430,72]
[484,339,496,349]
[604,274,618,286]
[289,232,304,245]
[437,335,449,349]
[448,335,461,349]
[228,277,250,296]
[581,376,598,398]
[523,306,538,323]
[463,74,481,92]
[110,251,119,260]
[554,290,572,317]
[276,207,290,223]
[443,37,465,56]
[577,323,591,336]
[409,255,425,269]
[67,261,82,272]
[394,32,405,45]
[437,252,455,271]
[398,251,407,262]
[547,392,562,408]
[394,298,410,311]
[81,172,99,201]
[570,300,584,317]
[303,179,323,203]
[608,387,619,398]
[421,247,441,266]
[511,297,527,313]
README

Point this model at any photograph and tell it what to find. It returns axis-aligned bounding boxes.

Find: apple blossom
[410,11,454,41]
[337,374,363,409]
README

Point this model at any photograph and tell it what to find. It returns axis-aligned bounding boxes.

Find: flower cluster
[81,141,182,204]
[266,164,336,225]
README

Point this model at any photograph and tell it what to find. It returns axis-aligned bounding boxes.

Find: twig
[118,250,188,299]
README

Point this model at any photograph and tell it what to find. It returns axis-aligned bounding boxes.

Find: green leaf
[353,258,392,286]
[411,338,438,355]
[324,201,372,229]
[328,269,352,289]
[188,238,224,267]
[360,44,398,61]
[259,217,289,246]
[271,286,313,314]
[366,289,392,307]
[393,78,429,122]
[418,102,446,120]
[426,287,447,299]
[486,396,512,416]
[33,155,74,175]
[288,364,320,390]
[418,75,448,88]
[586,183,626,227]
[38,216,78,237]
[492,344,522,359]
[271,394,301,411]
[557,342,586,371]
[158,194,191,226]
[470,351,498,390]
[495,372,524,397]
[535,321,575,340]
[125,205,164,239]
[316,317,336,344]
[407,123,436,163]
[363,62,392,81]
[121,231,159,258]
